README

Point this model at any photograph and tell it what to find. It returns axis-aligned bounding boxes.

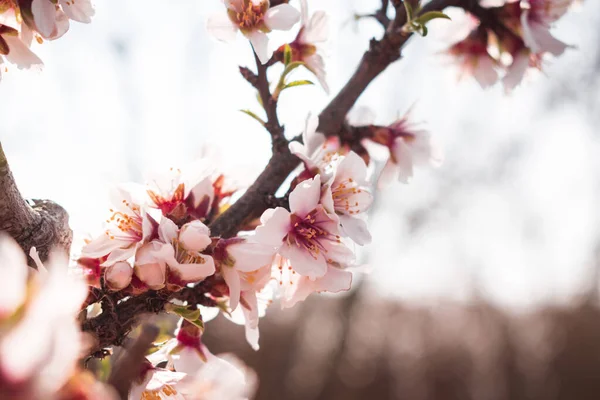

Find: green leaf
[283,80,315,90]
[420,24,428,37]
[415,11,451,25]
[281,61,305,80]
[165,304,205,330]
[283,43,292,66]
[240,109,266,125]
[403,1,414,21]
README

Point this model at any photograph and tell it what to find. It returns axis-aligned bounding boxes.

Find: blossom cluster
[446,0,578,90]
[0,0,94,80]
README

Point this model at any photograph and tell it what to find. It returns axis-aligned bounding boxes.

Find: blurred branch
[108,324,159,400]
[0,141,72,264]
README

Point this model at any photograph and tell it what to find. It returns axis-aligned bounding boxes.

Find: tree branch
[0,141,72,264]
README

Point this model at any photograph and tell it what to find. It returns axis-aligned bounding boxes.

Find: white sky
[1,0,599,309]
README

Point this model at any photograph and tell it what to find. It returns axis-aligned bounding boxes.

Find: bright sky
[1,0,598,309]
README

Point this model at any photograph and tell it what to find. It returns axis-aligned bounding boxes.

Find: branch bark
[0,142,72,264]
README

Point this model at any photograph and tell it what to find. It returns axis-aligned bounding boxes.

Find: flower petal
[247,30,270,64]
[59,0,94,23]
[339,214,372,246]
[3,35,43,70]
[207,13,239,42]
[289,175,321,217]
[228,241,276,272]
[254,207,291,246]
[222,266,241,311]
[264,4,300,31]
[31,0,56,38]
[280,242,327,279]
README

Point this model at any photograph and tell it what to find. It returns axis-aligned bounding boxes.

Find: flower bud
[179,221,211,252]
[134,242,166,290]
[104,261,133,291]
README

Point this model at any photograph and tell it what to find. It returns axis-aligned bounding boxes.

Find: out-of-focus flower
[0,235,87,399]
[129,361,187,400]
[82,185,158,266]
[207,0,300,63]
[0,4,43,81]
[370,112,442,186]
[520,0,574,56]
[321,151,373,245]
[280,0,330,92]
[30,0,94,39]
[255,175,354,280]
[446,25,500,88]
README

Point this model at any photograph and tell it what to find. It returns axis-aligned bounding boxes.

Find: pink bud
[134,242,166,290]
[104,261,133,291]
[179,221,211,252]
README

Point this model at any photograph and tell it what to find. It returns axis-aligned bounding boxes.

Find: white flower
[31,0,94,39]
[207,0,300,63]
[0,235,87,398]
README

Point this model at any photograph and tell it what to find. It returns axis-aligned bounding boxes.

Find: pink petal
[207,13,239,42]
[247,30,270,64]
[228,241,276,272]
[3,35,43,70]
[280,242,327,279]
[59,0,94,23]
[169,256,216,284]
[222,266,241,311]
[31,0,56,38]
[158,217,179,244]
[254,207,291,246]
[339,214,372,246]
[105,262,133,291]
[289,174,321,217]
[264,4,300,31]
[302,11,329,44]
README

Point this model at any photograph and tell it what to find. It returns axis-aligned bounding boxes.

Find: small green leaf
[415,11,451,25]
[403,1,414,21]
[281,61,305,79]
[283,43,292,66]
[165,304,205,330]
[420,24,428,37]
[283,80,315,90]
[240,109,266,125]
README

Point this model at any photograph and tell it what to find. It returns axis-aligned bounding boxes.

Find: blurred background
[2,0,600,398]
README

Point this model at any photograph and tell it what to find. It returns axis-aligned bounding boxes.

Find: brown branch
[82,0,464,355]
[255,52,287,153]
[0,141,72,264]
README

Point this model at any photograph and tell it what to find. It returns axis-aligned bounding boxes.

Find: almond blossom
[0,235,87,399]
[207,0,300,64]
[254,175,355,280]
[82,185,157,266]
[321,151,373,245]
[370,113,442,186]
[129,361,187,400]
[146,166,217,223]
[0,4,43,81]
[31,0,94,40]
[289,114,340,178]
[446,25,500,89]
[281,0,330,92]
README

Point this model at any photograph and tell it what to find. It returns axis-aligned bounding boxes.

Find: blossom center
[286,210,340,259]
[229,0,269,32]
[332,179,363,215]
[105,200,143,241]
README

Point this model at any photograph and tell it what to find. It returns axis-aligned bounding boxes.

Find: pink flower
[0,235,87,399]
[146,166,216,223]
[207,0,300,63]
[321,151,373,245]
[31,0,94,39]
[446,25,500,89]
[0,8,43,81]
[281,0,330,92]
[370,112,442,186]
[129,361,187,400]
[134,241,167,291]
[152,218,216,290]
[82,185,158,266]
[273,254,352,308]
[254,175,354,280]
